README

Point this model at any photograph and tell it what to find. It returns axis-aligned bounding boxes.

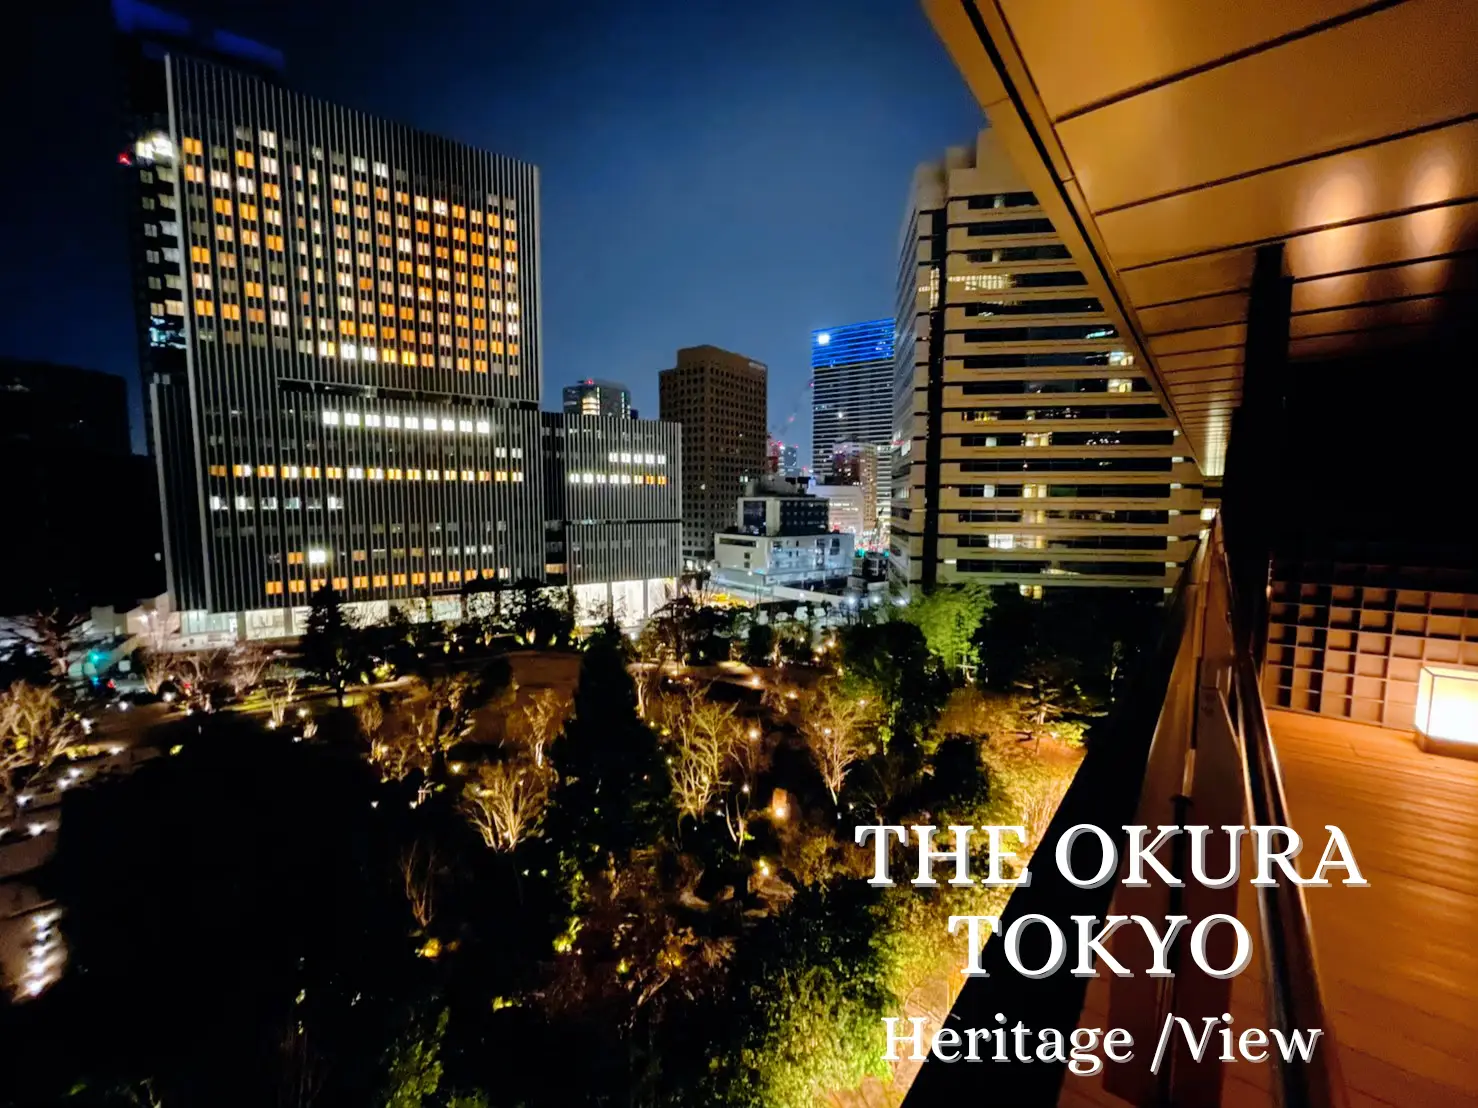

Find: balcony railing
[902,517,1347,1108]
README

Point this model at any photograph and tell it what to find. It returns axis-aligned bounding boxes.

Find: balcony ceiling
[924,0,1478,475]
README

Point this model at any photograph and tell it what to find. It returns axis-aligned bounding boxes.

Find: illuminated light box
[1414,664,1478,760]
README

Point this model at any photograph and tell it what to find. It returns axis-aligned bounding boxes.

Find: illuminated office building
[561,378,631,419]
[811,319,893,475]
[117,2,676,635]
[890,130,1203,595]
[658,345,767,565]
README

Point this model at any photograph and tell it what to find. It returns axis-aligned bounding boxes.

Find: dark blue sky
[4,0,981,454]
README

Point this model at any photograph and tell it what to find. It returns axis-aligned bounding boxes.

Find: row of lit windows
[567,472,669,486]
[265,566,510,596]
[321,412,527,441]
[606,451,668,465]
[182,136,517,231]
[210,467,525,492]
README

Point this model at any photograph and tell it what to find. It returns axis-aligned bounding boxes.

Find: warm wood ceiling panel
[1140,292,1250,335]
[928,0,1478,476]
[1148,324,1247,357]
[1289,296,1449,336]
[1056,0,1478,213]
[1292,257,1474,313]
[1097,118,1478,271]
[995,0,1373,121]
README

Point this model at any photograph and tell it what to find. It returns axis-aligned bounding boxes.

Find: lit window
[322,411,340,426]
[458,420,473,433]
[475,419,490,434]
[365,413,381,428]
[385,415,401,429]
[344,412,361,427]
[440,418,455,432]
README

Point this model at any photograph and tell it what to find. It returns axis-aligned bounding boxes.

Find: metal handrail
[1217,534,1348,1108]
[903,523,1348,1108]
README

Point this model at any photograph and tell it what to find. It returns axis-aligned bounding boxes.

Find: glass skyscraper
[810,318,894,476]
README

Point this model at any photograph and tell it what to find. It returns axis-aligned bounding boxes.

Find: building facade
[117,12,678,636]
[561,378,631,419]
[813,483,865,543]
[713,481,853,596]
[811,319,894,476]
[542,414,680,622]
[658,345,767,565]
[890,130,1203,596]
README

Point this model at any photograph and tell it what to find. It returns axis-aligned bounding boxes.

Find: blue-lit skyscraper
[810,319,894,475]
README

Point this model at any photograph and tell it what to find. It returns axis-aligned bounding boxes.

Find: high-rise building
[891,130,1203,596]
[561,378,631,419]
[115,3,677,636]
[658,345,767,565]
[810,318,893,475]
[780,442,800,478]
[542,414,680,622]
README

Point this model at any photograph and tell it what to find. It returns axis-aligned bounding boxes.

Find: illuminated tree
[0,681,85,800]
[225,641,274,698]
[792,678,877,803]
[722,721,772,845]
[897,583,992,673]
[268,677,300,729]
[172,649,232,712]
[650,686,744,826]
[459,760,549,850]
[513,686,568,768]
[398,843,437,931]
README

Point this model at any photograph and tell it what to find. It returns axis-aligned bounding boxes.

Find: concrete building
[561,378,631,419]
[713,479,853,597]
[890,129,1203,597]
[811,318,894,476]
[658,345,767,566]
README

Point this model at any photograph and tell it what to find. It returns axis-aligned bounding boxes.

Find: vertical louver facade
[129,54,548,624]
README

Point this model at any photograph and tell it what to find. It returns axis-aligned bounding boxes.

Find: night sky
[4,0,980,454]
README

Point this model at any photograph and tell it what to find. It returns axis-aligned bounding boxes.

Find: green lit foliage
[837,620,951,750]
[701,881,895,1108]
[896,583,993,673]
[381,1008,448,1108]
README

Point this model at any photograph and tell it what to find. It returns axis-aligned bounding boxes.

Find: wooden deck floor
[1267,710,1478,1108]
[1059,711,1478,1108]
